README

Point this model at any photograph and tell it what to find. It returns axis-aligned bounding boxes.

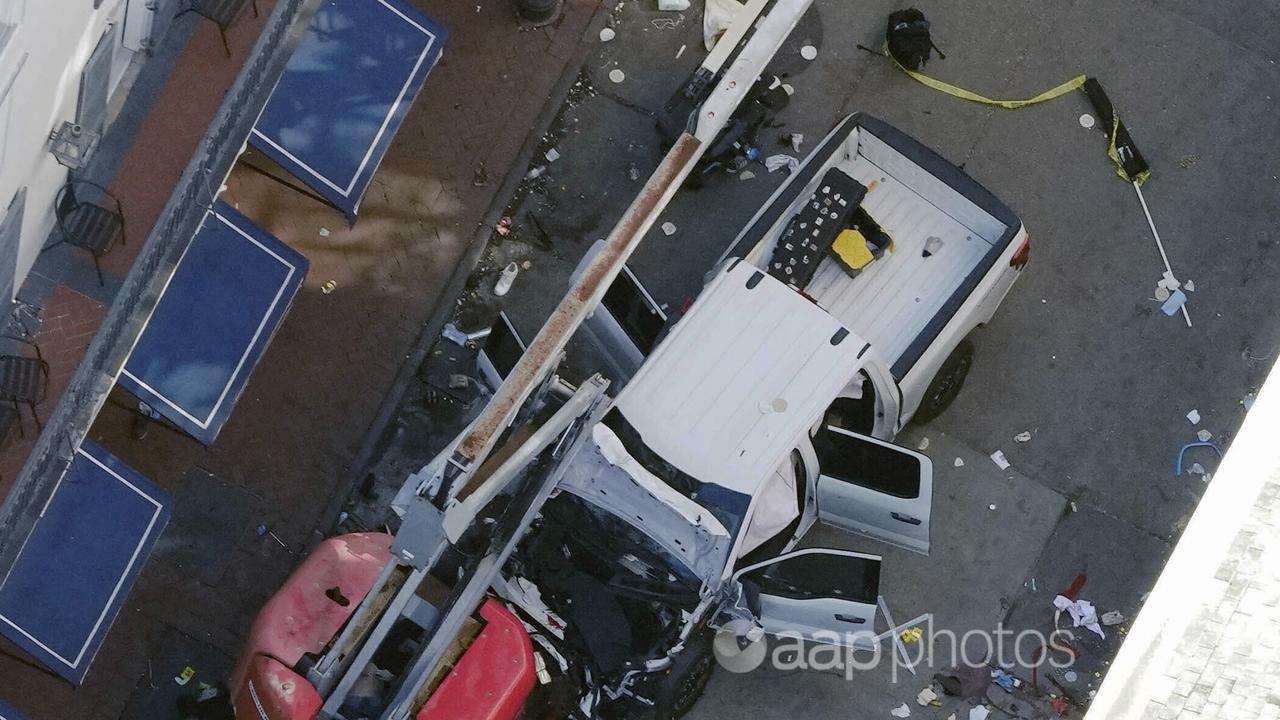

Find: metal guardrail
[0,0,319,571]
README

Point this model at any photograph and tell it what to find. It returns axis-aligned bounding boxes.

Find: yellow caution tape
[1107,114,1151,186]
[882,44,1086,109]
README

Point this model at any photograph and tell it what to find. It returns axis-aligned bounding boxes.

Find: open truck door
[732,548,881,644]
[812,425,933,554]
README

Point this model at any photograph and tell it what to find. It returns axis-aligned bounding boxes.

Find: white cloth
[703,0,743,50]
[738,457,799,555]
[1053,594,1106,639]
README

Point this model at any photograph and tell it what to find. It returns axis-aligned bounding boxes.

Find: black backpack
[886,9,943,70]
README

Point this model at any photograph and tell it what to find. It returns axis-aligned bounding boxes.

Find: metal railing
[0,0,320,570]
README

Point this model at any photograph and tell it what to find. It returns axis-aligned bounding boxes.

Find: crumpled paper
[1053,594,1105,639]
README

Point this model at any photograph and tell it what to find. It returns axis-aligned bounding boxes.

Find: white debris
[609,69,626,83]
[738,170,756,181]
[1185,279,1195,292]
[319,227,330,237]
[599,27,616,42]
[1189,462,1206,475]
[891,703,911,718]
[800,44,818,61]
[954,457,965,467]
[990,450,1011,470]
[1079,113,1096,129]
[989,504,997,511]
[1197,429,1213,443]
[661,222,677,236]
[969,707,990,720]
[545,148,561,162]
[1186,409,1200,424]
[789,133,804,152]
[1064,670,1079,683]
[658,0,689,9]
[1014,431,1032,443]
[765,154,799,173]
[916,687,938,706]
[494,261,519,297]
[1161,270,1180,291]
[1154,284,1171,302]
[1054,595,1106,639]
[675,43,687,59]
[917,437,930,451]
[1101,610,1125,626]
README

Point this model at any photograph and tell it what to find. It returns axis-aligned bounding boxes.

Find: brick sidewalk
[0,1,601,718]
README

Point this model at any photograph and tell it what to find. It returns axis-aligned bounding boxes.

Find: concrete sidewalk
[0,1,603,718]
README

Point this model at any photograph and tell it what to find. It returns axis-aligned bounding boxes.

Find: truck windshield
[601,408,750,536]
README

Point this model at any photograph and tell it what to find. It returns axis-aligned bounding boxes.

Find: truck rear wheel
[913,338,974,424]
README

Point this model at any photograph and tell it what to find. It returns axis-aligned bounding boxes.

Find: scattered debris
[1197,429,1213,443]
[448,374,471,389]
[661,221,677,236]
[991,669,1018,691]
[599,27,616,42]
[1186,409,1200,424]
[800,44,818,61]
[1053,595,1105,639]
[1050,697,1070,716]
[1175,441,1221,476]
[1070,501,1078,512]
[1188,462,1206,476]
[1078,113,1095,129]
[954,457,965,467]
[627,162,641,181]
[525,165,546,180]
[969,707,990,720]
[1179,154,1199,169]
[1027,577,1037,592]
[545,148,561,163]
[1160,289,1188,316]
[441,323,469,346]
[1242,392,1256,411]
[1014,431,1032,443]
[916,687,939,706]
[521,259,533,270]
[1154,283,1170,301]
[1184,279,1195,292]
[1063,670,1078,683]
[990,450,1011,470]
[738,170,756,181]
[321,280,337,295]
[901,626,924,643]
[988,504,997,511]
[675,43,687,59]
[496,216,513,236]
[765,154,799,173]
[472,163,490,187]
[657,0,689,10]
[917,437,930,451]
[609,68,626,83]
[175,666,195,685]
[781,132,804,152]
[1101,610,1125,626]
[891,703,912,718]
[495,261,519,297]
[318,227,330,238]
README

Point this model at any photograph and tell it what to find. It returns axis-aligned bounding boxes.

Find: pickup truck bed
[739,114,1022,379]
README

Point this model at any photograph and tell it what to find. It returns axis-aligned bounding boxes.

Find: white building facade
[0,0,170,306]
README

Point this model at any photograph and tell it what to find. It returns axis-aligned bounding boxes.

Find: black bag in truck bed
[767,168,867,289]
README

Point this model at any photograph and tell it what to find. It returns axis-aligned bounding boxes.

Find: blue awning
[0,441,170,685]
[118,201,308,445]
[249,0,446,222]
[0,698,29,720]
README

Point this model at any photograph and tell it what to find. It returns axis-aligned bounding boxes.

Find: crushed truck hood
[555,423,733,585]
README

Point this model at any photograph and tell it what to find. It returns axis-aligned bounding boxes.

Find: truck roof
[613,260,866,499]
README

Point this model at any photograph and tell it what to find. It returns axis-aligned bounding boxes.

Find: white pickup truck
[581,112,1030,431]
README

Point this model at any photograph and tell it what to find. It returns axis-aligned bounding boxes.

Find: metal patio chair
[180,0,260,57]
[45,179,127,286]
[0,335,50,437]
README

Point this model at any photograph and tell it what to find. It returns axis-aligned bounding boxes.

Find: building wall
[0,0,152,303]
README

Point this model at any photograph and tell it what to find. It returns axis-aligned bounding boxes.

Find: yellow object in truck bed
[832,229,876,272]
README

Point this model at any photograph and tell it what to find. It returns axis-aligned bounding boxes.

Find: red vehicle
[230,533,538,720]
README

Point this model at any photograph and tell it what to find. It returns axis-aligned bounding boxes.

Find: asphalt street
[378,0,1279,714]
